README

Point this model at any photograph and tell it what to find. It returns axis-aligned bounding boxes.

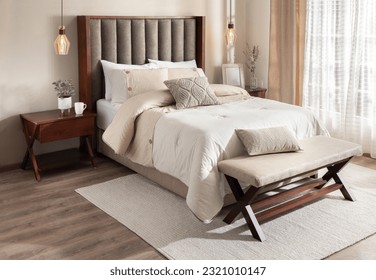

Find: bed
[77,15,328,222]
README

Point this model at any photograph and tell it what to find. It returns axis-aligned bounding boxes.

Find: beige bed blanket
[102,89,175,166]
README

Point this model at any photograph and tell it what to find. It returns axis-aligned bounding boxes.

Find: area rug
[76,163,376,260]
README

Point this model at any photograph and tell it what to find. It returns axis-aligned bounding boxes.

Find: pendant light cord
[229,0,233,24]
[61,0,64,27]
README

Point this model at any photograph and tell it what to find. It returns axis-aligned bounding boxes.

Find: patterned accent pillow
[236,126,302,156]
[164,77,220,109]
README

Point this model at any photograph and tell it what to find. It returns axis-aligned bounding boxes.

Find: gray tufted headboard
[77,16,205,111]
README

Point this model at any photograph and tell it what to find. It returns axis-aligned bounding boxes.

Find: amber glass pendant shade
[54,0,69,55]
[54,26,70,55]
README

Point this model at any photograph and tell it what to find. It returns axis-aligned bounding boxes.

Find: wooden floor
[0,151,375,260]
[0,150,165,260]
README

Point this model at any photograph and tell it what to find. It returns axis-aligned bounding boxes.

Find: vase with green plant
[53,79,75,115]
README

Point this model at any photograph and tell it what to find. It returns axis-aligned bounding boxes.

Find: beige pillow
[236,126,302,156]
[168,68,200,80]
[101,60,158,100]
[109,69,128,104]
[164,77,220,110]
[210,84,249,97]
[124,68,168,97]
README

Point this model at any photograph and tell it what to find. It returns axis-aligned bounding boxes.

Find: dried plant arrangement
[243,43,259,75]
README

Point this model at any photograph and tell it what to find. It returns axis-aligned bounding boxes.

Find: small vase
[58,96,72,116]
[250,73,258,89]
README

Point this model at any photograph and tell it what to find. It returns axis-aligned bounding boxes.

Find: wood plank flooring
[0,151,164,260]
[0,151,375,259]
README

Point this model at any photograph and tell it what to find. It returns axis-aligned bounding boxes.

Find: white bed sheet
[96,99,121,130]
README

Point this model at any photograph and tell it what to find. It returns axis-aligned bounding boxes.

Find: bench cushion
[218,136,362,188]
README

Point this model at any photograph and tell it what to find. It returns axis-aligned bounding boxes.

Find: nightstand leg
[21,121,41,181]
[85,136,96,168]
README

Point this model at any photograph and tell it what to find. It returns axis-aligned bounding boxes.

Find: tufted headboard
[77,16,205,111]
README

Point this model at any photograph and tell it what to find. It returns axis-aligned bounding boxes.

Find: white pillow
[148,59,206,78]
[101,60,157,100]
[124,68,169,97]
[148,59,198,69]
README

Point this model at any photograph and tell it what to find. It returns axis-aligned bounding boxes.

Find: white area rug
[76,163,376,260]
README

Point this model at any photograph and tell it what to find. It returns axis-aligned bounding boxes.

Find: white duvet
[103,86,328,222]
[153,97,328,221]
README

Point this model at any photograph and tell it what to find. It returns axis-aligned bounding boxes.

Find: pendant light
[225,0,236,46]
[54,0,70,55]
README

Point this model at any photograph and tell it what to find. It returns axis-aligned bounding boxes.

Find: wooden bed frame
[76,15,220,202]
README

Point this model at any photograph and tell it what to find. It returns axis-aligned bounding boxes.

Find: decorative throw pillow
[124,68,168,97]
[164,77,220,109]
[236,126,302,156]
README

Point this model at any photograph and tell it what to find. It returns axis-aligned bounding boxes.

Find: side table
[20,109,96,181]
[245,86,267,98]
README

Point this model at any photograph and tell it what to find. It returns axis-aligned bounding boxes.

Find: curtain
[303,0,376,158]
[268,0,306,105]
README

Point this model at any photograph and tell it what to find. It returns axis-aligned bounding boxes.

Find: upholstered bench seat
[218,136,362,188]
[218,136,362,242]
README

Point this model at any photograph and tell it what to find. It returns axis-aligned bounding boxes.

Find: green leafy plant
[52,80,75,98]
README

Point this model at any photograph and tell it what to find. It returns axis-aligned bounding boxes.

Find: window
[303,0,376,157]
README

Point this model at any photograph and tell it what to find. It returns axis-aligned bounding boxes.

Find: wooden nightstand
[245,86,267,98]
[20,109,96,181]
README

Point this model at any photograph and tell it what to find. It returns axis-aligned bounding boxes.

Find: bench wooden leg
[242,204,266,242]
[320,158,356,201]
[223,175,265,241]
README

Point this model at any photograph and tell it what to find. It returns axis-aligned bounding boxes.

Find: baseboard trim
[0,163,21,173]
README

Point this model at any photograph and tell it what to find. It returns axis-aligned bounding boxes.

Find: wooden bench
[218,136,362,242]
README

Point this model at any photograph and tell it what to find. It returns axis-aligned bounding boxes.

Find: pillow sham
[236,126,302,156]
[148,59,197,68]
[108,69,128,104]
[210,84,249,97]
[124,68,169,97]
[164,77,220,110]
[167,68,201,80]
[101,60,157,100]
[111,67,203,104]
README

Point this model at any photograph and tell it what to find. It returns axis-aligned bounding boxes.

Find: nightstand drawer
[38,117,94,143]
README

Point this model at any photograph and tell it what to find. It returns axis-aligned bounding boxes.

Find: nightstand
[245,86,267,98]
[20,109,96,181]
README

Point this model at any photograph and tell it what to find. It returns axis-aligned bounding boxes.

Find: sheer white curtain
[303,0,376,158]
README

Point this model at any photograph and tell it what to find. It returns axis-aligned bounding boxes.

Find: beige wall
[0,0,270,168]
[246,0,270,88]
